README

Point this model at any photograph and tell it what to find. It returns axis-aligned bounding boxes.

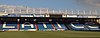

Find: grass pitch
[0,31,100,38]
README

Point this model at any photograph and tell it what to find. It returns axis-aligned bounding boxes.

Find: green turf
[0,31,100,38]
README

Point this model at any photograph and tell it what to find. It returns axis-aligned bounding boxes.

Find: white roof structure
[0,5,99,15]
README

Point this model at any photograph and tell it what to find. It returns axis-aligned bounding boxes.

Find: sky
[0,0,99,10]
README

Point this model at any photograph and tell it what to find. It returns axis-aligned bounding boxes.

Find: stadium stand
[0,5,100,31]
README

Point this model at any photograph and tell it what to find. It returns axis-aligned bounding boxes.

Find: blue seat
[74,24,83,26]
[37,23,45,29]
[37,23,55,31]
[70,23,89,30]
[2,22,18,31]
[46,23,54,29]
[85,25,100,30]
[52,22,67,30]
[0,22,3,30]
[59,23,67,30]
[20,22,36,30]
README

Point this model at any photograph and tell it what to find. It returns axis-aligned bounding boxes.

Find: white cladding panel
[88,16,97,18]
[34,14,44,17]
[0,14,8,16]
[21,15,33,17]
[67,15,77,17]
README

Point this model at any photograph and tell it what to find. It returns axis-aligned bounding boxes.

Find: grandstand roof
[0,5,99,15]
